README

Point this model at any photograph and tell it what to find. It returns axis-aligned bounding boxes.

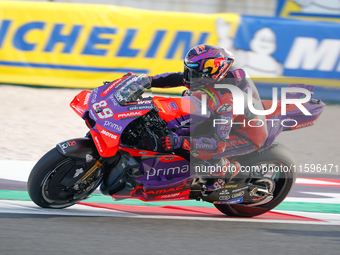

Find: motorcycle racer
[150,44,269,179]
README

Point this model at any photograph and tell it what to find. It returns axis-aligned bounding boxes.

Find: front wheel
[27,147,104,209]
[214,143,297,217]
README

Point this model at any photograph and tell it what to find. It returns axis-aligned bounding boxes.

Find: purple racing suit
[151,69,268,160]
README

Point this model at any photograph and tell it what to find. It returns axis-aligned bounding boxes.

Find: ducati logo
[86,154,93,162]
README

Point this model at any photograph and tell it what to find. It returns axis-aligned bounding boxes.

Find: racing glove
[160,133,191,152]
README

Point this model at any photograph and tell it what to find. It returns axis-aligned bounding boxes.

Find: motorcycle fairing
[56,137,98,160]
[105,154,194,202]
[153,96,210,135]
[120,147,160,157]
[70,90,91,118]
[71,76,155,157]
[263,84,325,147]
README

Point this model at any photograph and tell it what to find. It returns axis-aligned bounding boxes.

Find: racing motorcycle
[27,74,325,217]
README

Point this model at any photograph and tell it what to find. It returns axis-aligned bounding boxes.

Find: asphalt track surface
[1,85,340,255]
[1,214,340,255]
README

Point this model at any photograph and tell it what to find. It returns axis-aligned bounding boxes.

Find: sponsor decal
[90,88,98,104]
[100,129,118,140]
[115,91,124,102]
[58,141,76,154]
[73,168,84,178]
[232,190,245,198]
[154,190,190,200]
[58,140,77,154]
[214,197,243,205]
[191,150,200,157]
[86,154,93,162]
[156,192,181,199]
[195,141,214,150]
[225,137,249,147]
[124,76,139,87]
[84,92,91,106]
[219,195,231,200]
[146,165,189,180]
[103,121,123,132]
[114,110,148,120]
[219,190,230,195]
[146,184,185,195]
[138,100,152,105]
[127,105,154,111]
[210,58,225,75]
[234,69,243,83]
[217,103,232,113]
[182,139,191,150]
[168,102,178,110]
[93,136,103,153]
[232,186,248,193]
[180,118,192,126]
[100,78,124,97]
[89,110,98,121]
[159,155,186,162]
[194,45,206,54]
[291,120,317,130]
[225,184,238,188]
[108,94,118,106]
[212,61,229,79]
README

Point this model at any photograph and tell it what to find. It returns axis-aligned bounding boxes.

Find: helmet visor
[183,65,210,86]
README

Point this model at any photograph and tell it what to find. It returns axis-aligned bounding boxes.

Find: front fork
[56,137,119,189]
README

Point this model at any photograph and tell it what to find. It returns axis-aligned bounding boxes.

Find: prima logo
[104,121,122,132]
[146,165,189,180]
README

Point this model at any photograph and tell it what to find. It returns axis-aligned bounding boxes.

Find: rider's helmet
[183,44,235,87]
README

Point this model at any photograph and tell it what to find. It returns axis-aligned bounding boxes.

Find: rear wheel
[27,147,104,209]
[214,143,296,217]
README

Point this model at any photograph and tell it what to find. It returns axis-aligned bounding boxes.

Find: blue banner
[216,15,340,80]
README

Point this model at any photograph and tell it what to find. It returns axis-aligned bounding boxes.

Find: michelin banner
[0,1,239,88]
[0,1,339,89]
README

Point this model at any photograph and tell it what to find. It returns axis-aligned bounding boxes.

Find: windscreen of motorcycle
[114,74,150,105]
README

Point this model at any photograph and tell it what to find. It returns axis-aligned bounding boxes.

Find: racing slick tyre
[214,143,297,217]
[27,147,104,209]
